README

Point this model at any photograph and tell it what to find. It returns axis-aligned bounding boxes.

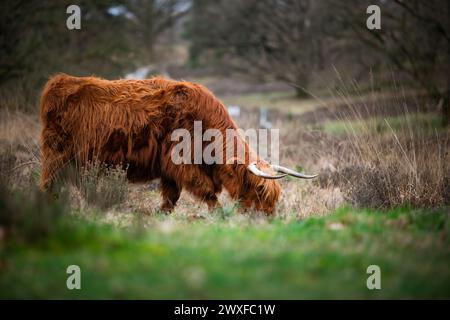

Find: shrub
[329,94,450,209]
[0,144,40,191]
[0,183,69,243]
[79,161,128,210]
[340,129,449,208]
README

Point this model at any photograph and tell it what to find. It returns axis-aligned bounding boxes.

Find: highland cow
[39,74,316,214]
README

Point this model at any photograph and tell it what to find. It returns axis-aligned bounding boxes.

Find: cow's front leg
[205,193,219,211]
[160,178,181,213]
[187,181,221,212]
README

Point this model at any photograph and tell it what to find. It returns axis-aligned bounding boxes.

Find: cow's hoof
[160,204,174,214]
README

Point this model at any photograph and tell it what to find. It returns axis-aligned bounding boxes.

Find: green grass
[1,207,449,299]
[221,91,322,115]
[315,113,441,136]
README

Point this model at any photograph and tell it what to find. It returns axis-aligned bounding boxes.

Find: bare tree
[0,0,133,84]
[126,0,189,62]
[188,0,323,97]
[330,0,450,125]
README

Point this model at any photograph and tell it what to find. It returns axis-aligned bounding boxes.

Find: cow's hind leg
[160,178,181,213]
[40,123,74,191]
[40,147,72,192]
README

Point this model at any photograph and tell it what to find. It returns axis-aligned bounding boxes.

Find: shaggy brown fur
[39,74,281,214]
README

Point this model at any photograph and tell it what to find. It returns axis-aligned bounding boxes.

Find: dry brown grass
[0,109,40,147]
[0,110,40,191]
[78,161,129,210]
[312,86,450,209]
[231,83,449,211]
[335,122,449,208]
[0,83,447,221]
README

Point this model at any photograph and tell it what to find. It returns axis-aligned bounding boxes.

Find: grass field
[1,206,449,299]
[0,81,449,299]
[314,113,442,136]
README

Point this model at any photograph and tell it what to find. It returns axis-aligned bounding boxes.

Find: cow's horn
[271,164,318,179]
[248,162,286,179]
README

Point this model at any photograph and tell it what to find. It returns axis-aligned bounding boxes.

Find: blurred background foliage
[0,0,448,122]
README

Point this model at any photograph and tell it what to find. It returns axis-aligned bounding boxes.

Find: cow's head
[218,160,317,215]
